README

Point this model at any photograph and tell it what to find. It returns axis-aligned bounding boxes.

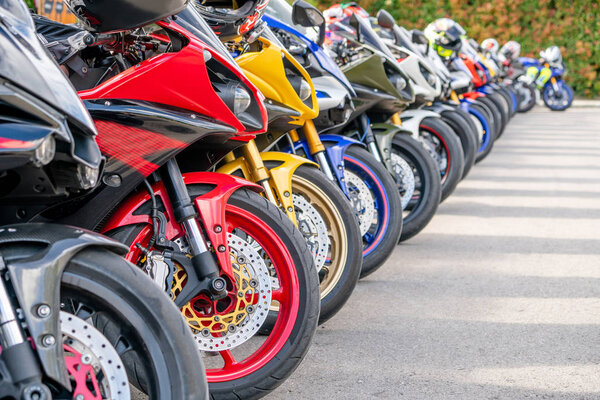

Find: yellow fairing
[236,38,319,126]
[217,151,319,224]
[478,53,497,78]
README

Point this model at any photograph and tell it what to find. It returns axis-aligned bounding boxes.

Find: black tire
[342,145,403,278]
[478,96,503,138]
[470,101,496,164]
[487,92,510,138]
[0,245,209,400]
[514,81,536,113]
[419,117,465,202]
[109,188,320,400]
[440,109,478,179]
[497,86,516,118]
[390,134,441,242]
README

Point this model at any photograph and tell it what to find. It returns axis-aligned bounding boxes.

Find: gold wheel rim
[291,174,349,300]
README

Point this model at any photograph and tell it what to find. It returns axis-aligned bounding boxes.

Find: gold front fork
[391,113,402,126]
[450,90,461,103]
[239,141,278,205]
[301,120,336,181]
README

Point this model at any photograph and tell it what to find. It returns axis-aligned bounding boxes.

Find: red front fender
[102,172,262,281]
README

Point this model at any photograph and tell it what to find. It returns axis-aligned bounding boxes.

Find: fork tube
[240,141,278,204]
[359,114,382,163]
[0,277,25,347]
[302,120,335,181]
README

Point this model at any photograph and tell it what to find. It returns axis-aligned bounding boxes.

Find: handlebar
[81,32,120,47]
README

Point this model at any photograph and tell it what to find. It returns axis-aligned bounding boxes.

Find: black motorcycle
[0,1,208,398]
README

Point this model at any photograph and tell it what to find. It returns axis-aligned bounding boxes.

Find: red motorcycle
[34,4,319,398]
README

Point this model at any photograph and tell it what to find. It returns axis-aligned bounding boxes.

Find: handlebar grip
[90,33,119,47]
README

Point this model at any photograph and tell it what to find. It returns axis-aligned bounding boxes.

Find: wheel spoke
[220,349,237,368]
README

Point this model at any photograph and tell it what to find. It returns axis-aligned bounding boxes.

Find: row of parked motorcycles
[0,0,542,398]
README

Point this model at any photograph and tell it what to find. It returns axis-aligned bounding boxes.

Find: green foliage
[24,0,35,9]
[316,0,600,97]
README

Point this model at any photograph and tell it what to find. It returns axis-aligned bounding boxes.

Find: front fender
[102,172,262,281]
[292,135,364,195]
[0,223,127,390]
[217,152,318,223]
[370,123,413,171]
[399,109,440,137]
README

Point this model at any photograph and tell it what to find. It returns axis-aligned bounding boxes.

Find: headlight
[390,75,406,91]
[33,135,55,167]
[76,164,99,189]
[289,76,312,101]
[233,86,251,115]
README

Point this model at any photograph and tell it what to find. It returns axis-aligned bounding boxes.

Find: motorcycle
[33,3,321,398]
[520,45,573,111]
[0,1,209,398]
[264,1,443,245]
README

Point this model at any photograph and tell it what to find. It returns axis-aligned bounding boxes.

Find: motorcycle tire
[487,92,510,138]
[498,86,517,118]
[469,101,496,163]
[389,133,442,242]
[477,96,504,138]
[440,109,478,180]
[109,188,320,400]
[419,117,465,202]
[543,81,574,111]
[0,245,209,400]
[515,81,536,113]
[341,145,403,278]
[260,164,362,325]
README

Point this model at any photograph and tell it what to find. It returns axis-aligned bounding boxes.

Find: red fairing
[460,55,485,87]
[101,172,263,282]
[79,20,267,136]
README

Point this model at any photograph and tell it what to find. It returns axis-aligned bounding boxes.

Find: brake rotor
[292,193,329,271]
[172,232,272,352]
[344,169,376,236]
[61,311,130,400]
[418,133,447,174]
[390,153,415,210]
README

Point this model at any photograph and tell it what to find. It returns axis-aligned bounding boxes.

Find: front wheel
[390,134,441,242]
[514,81,536,112]
[543,81,573,111]
[109,187,320,399]
[419,117,465,202]
[0,245,209,400]
[341,145,403,278]
[440,109,478,180]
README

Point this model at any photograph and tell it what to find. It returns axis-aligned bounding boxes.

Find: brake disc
[419,133,447,173]
[344,169,375,236]
[172,232,272,352]
[292,193,329,271]
[61,311,130,400]
[390,153,415,210]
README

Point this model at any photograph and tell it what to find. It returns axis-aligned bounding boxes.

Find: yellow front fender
[217,152,319,224]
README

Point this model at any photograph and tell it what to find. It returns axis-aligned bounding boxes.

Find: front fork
[298,120,336,181]
[160,159,227,306]
[0,265,51,398]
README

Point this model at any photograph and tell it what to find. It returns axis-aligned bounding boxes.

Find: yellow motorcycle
[217,37,362,325]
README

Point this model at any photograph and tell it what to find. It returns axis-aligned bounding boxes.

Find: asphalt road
[266,106,600,399]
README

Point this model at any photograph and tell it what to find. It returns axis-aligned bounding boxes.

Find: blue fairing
[263,14,356,96]
[285,134,364,195]
[518,57,539,68]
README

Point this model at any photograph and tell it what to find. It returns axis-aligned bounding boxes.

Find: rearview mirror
[292,0,325,27]
[349,13,361,42]
[376,9,395,29]
[411,29,428,45]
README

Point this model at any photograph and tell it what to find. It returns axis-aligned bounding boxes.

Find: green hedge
[315,0,600,97]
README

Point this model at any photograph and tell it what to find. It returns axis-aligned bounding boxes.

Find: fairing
[0,0,95,135]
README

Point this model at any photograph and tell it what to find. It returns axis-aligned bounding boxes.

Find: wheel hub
[172,233,272,351]
[293,193,329,271]
[419,133,446,174]
[390,153,415,210]
[344,169,375,236]
[61,311,130,400]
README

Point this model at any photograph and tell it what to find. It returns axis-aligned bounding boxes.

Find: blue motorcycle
[519,45,573,111]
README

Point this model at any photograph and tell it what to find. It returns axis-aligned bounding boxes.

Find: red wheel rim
[125,204,300,382]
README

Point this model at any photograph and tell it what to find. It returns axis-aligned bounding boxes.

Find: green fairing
[342,54,404,100]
